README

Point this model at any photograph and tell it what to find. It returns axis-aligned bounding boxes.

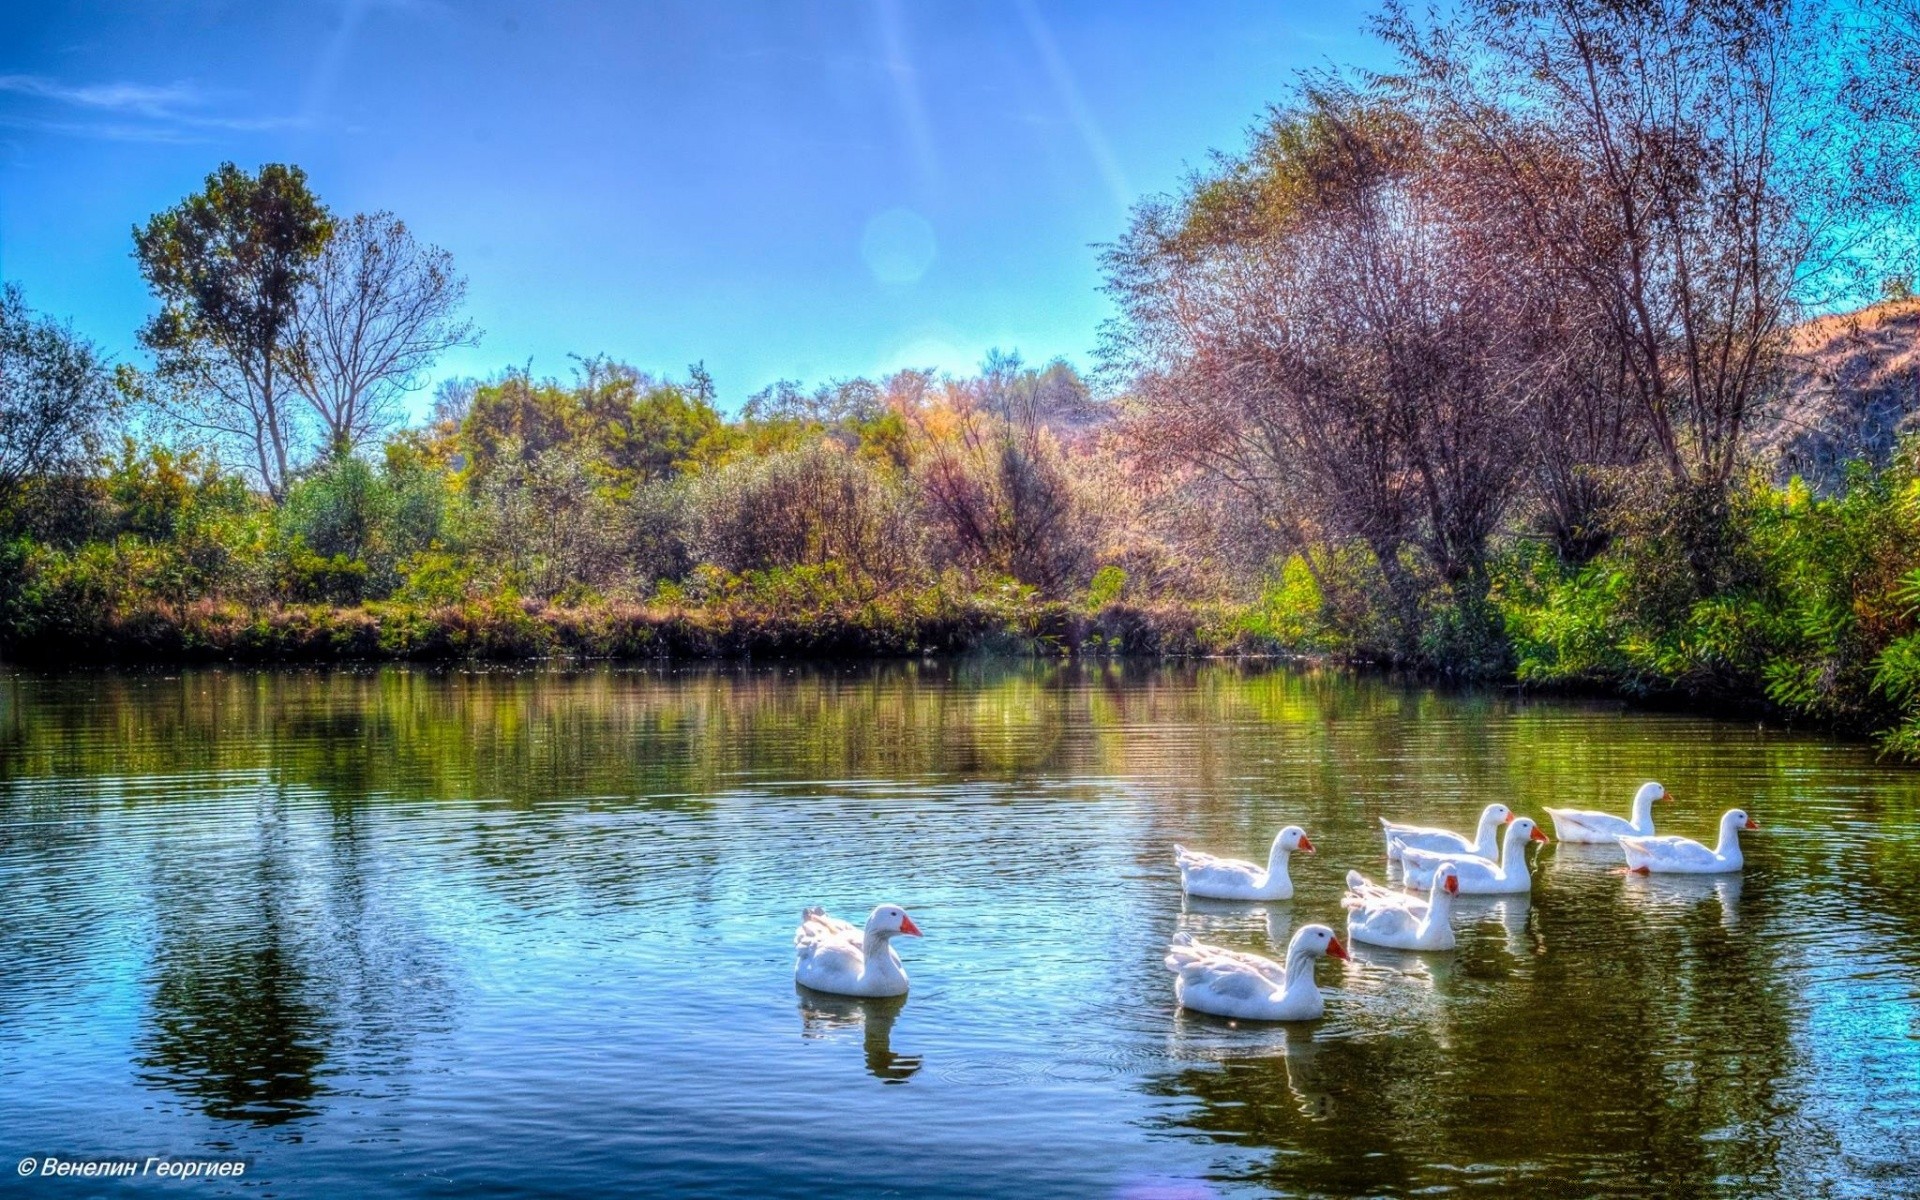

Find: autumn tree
[911,351,1092,596]
[1379,0,1912,509]
[1105,93,1550,657]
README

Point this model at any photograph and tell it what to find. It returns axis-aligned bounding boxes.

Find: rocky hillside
[1756,300,1920,491]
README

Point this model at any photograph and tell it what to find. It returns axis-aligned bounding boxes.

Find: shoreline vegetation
[1,589,1241,666]
[9,0,1920,756]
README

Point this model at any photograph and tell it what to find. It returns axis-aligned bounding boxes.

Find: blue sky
[0,0,1380,414]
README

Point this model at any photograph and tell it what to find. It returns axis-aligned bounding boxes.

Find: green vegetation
[9,0,1920,756]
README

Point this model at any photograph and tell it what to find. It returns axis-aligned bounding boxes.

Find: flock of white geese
[793,782,1760,1022]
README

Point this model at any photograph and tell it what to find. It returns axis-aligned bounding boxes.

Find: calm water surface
[1,662,1916,1198]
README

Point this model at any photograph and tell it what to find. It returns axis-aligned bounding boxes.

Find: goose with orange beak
[1402,817,1548,895]
[794,904,922,998]
[1174,825,1314,900]
[1344,863,1461,951]
[1618,809,1758,874]
[1165,923,1349,1021]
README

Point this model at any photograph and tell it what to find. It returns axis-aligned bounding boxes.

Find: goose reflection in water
[1454,893,1537,956]
[1176,896,1291,950]
[796,990,922,1083]
[1624,868,1744,928]
[1164,1021,1333,1121]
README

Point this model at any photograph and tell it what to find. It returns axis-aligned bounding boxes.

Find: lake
[1,661,1915,1198]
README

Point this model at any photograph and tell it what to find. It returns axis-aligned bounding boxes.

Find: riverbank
[9,579,1920,763]
[0,593,1259,666]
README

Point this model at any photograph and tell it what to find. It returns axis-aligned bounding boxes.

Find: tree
[1380,0,1909,499]
[134,162,333,501]
[911,351,1092,595]
[459,362,722,489]
[0,284,118,525]
[289,212,476,458]
[1104,93,1548,657]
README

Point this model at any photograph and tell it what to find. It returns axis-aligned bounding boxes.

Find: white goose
[1164,923,1348,1021]
[1343,864,1460,951]
[1174,826,1314,900]
[1380,804,1512,862]
[1402,817,1546,895]
[794,904,922,998]
[1618,809,1757,875]
[1544,782,1669,844]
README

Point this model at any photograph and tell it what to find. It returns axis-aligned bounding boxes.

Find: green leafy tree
[134,163,334,501]
[0,284,118,530]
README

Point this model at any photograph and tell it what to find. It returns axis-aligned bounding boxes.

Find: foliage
[687,440,919,588]
[1503,449,1920,752]
[134,162,334,500]
[0,284,119,529]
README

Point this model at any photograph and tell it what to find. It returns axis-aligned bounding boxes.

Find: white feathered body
[1174,845,1291,900]
[1163,932,1326,1021]
[1545,782,1665,844]
[1343,869,1456,951]
[1617,809,1754,875]
[1380,804,1509,862]
[1401,820,1541,895]
[794,906,909,997]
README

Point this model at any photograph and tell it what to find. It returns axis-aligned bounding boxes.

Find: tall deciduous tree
[0,284,118,525]
[134,162,333,500]
[1379,0,1909,495]
[289,212,476,458]
[1105,93,1551,657]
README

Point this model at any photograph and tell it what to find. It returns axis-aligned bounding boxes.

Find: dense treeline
[1103,0,1920,751]
[7,0,1920,751]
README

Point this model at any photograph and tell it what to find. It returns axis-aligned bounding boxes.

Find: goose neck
[1283,947,1317,992]
[1714,816,1745,859]
[1631,790,1657,830]
[1474,809,1502,853]
[1265,840,1293,883]
[1500,824,1528,866]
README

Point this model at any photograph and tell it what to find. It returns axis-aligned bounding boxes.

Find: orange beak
[1445,874,1459,894]
[1662,791,1675,803]
[898,913,922,937]
[1503,813,1516,823]
[1744,816,1759,830]
[1296,834,1316,853]
[1327,936,1350,961]
[1530,827,1549,843]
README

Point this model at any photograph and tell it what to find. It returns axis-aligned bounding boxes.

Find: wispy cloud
[0,73,308,141]
[0,75,204,116]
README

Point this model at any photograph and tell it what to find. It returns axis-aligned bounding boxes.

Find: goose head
[1505,814,1551,840]
[1504,817,1548,856]
[1273,826,1315,856]
[865,905,923,938]
[1723,809,1759,834]
[1481,803,1515,827]
[1288,922,1350,962]
[1632,782,1670,818]
[1431,863,1461,896]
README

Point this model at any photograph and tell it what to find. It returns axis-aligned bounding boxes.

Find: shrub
[688,440,922,588]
